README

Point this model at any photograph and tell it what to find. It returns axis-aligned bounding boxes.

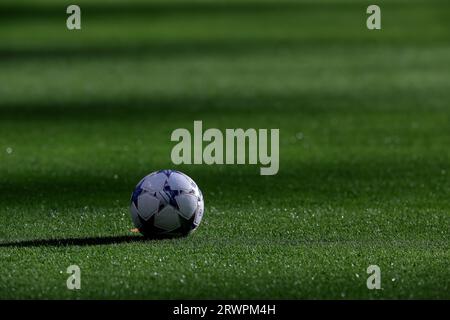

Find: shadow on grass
[0,90,430,122]
[0,39,377,61]
[1,158,449,209]
[0,235,166,248]
[0,2,340,20]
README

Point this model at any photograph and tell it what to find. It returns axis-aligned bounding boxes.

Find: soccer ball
[130,170,204,237]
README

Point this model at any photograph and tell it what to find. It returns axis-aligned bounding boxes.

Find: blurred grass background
[0,0,449,298]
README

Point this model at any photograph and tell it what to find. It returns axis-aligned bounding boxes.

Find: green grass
[0,0,449,299]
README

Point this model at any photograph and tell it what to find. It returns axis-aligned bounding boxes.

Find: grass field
[0,0,449,299]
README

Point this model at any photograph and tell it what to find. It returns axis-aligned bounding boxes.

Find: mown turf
[0,0,449,299]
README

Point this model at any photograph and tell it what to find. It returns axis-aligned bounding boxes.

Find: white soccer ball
[130,170,204,237]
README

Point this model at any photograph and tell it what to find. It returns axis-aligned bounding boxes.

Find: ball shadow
[0,234,169,248]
